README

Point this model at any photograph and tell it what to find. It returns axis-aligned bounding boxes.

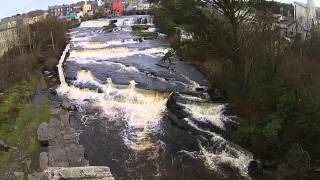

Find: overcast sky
[1,0,320,19]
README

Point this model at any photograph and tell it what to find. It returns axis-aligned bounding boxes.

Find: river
[56,15,253,180]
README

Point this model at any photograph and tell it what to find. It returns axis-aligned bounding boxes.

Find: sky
[0,0,79,19]
[1,0,320,19]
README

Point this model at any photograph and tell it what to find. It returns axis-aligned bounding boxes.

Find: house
[274,1,320,41]
[136,0,151,10]
[113,1,124,16]
[48,5,72,17]
[294,0,320,25]
[83,0,99,16]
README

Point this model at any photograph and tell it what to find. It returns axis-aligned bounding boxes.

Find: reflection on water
[57,15,253,179]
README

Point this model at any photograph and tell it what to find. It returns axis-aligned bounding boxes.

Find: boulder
[61,99,76,111]
[44,166,115,180]
[37,123,49,146]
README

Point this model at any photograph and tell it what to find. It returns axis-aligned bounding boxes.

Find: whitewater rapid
[56,15,253,179]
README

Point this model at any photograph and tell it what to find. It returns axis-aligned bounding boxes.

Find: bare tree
[198,0,253,49]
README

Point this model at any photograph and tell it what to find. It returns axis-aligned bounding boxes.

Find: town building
[83,0,99,16]
[48,5,71,17]
[0,11,47,57]
[274,1,320,41]
[294,0,319,24]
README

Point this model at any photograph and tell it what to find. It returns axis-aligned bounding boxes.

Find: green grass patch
[0,74,52,174]
[5,103,32,145]
[24,99,51,157]
[0,79,38,144]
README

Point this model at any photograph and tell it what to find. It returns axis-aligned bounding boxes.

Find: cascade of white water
[56,16,254,178]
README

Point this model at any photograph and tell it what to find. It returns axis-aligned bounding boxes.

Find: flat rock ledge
[44,166,115,180]
[39,109,89,169]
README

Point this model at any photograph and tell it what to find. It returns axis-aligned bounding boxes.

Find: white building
[294,0,319,24]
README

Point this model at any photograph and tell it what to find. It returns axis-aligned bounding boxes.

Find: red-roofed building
[112,1,124,16]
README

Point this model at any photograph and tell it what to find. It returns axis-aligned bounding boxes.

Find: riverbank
[0,72,51,177]
[152,1,320,179]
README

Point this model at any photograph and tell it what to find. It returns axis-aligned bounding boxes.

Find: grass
[24,99,51,157]
[0,73,51,174]
[0,80,37,144]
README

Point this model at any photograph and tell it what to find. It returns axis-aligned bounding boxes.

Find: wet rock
[98,88,103,93]
[0,140,10,151]
[61,99,76,111]
[195,87,205,92]
[110,19,117,24]
[248,160,263,177]
[39,152,49,170]
[44,167,115,180]
[13,172,24,180]
[37,122,49,146]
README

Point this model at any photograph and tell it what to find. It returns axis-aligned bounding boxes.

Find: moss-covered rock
[131,25,150,31]
[133,31,158,40]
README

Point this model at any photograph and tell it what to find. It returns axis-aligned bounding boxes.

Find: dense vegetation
[151,0,319,179]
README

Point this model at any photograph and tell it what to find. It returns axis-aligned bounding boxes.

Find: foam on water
[57,69,169,151]
[73,39,138,49]
[181,103,229,129]
[68,47,170,60]
[179,117,253,177]
[80,20,110,28]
